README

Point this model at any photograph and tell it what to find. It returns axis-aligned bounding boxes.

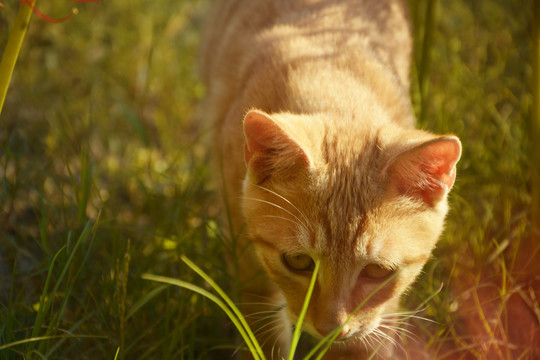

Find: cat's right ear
[385,135,462,206]
[243,110,310,183]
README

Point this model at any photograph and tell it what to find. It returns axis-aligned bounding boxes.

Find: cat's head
[241,109,461,341]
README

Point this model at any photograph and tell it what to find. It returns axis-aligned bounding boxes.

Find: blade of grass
[0,0,35,115]
[29,220,93,356]
[218,151,242,303]
[472,284,504,359]
[416,0,438,124]
[78,145,93,223]
[179,255,264,360]
[27,350,47,360]
[141,273,264,360]
[0,259,18,356]
[0,335,108,351]
[38,198,50,255]
[288,259,320,360]
[413,282,443,313]
[45,311,98,357]
[66,147,93,224]
[121,104,149,145]
[126,284,168,320]
[30,245,67,340]
[114,240,130,360]
[39,219,98,356]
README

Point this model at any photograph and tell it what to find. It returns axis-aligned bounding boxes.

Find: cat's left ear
[243,110,311,183]
[386,136,462,206]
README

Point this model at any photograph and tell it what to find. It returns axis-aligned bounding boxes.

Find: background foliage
[0,0,538,359]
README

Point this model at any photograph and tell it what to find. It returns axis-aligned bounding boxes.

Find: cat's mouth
[331,332,356,342]
[333,327,372,342]
[302,324,372,344]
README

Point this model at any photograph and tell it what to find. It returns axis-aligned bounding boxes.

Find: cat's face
[243,181,443,341]
[242,110,461,342]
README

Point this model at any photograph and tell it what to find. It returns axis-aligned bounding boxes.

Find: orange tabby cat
[200,0,461,358]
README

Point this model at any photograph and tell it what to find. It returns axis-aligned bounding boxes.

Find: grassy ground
[0,0,538,359]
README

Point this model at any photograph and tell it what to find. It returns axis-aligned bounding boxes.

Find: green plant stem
[418,0,438,124]
[0,335,108,351]
[288,260,320,360]
[0,0,35,116]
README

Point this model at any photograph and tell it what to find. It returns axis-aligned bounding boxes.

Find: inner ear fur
[385,136,462,205]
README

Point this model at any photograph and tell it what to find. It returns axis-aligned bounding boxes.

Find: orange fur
[200,0,461,358]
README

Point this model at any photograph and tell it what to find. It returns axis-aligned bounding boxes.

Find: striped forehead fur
[312,125,384,255]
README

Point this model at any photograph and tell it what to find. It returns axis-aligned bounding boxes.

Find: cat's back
[200,0,412,93]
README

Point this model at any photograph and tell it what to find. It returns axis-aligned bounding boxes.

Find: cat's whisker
[362,332,378,354]
[236,300,283,308]
[242,310,281,322]
[401,314,438,324]
[252,184,311,226]
[372,328,392,345]
[261,214,305,228]
[378,309,438,344]
[239,292,286,304]
[249,310,284,329]
[270,329,285,360]
[379,316,410,328]
[376,326,409,356]
[272,328,290,360]
[381,317,415,328]
[384,320,414,330]
[381,308,437,325]
[257,329,282,351]
[371,327,404,356]
[255,318,287,358]
[241,196,308,231]
[371,328,390,346]
[256,322,285,342]
[231,341,245,359]
[254,315,286,336]
[379,323,416,339]
[243,306,279,312]
[239,292,276,305]
[378,323,417,345]
[236,303,279,308]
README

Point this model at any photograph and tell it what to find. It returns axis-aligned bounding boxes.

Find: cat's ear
[386,136,461,206]
[243,110,310,183]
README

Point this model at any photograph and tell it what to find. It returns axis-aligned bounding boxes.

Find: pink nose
[316,326,349,339]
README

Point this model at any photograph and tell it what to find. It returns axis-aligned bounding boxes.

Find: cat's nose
[316,325,349,339]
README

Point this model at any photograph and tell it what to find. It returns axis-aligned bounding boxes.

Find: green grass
[143,256,266,360]
[0,0,538,359]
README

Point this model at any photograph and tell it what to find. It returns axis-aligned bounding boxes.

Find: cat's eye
[282,253,315,271]
[360,264,394,279]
